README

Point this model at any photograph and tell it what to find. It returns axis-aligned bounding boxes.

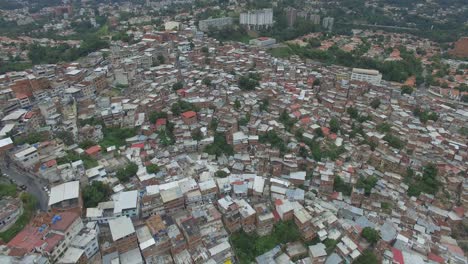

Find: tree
[171,100,198,116]
[172,82,184,91]
[314,127,324,137]
[116,163,138,182]
[361,227,380,244]
[370,98,381,109]
[401,85,413,95]
[334,176,352,196]
[148,111,168,124]
[215,170,228,178]
[209,118,218,131]
[353,250,379,264]
[191,128,203,141]
[234,98,241,110]
[204,132,234,157]
[201,46,209,53]
[356,176,378,196]
[462,95,468,103]
[202,77,212,86]
[238,73,261,91]
[259,98,269,112]
[157,54,165,64]
[146,164,160,174]
[56,131,74,145]
[407,163,439,197]
[313,78,321,86]
[329,118,340,133]
[347,107,359,119]
[82,181,112,208]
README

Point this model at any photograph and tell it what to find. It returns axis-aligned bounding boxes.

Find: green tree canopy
[82,181,112,208]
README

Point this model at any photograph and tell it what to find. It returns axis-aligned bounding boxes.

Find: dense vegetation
[259,130,287,154]
[171,100,199,116]
[231,221,301,264]
[238,73,261,91]
[407,164,439,197]
[356,176,378,196]
[100,127,138,148]
[116,162,138,182]
[204,132,234,157]
[270,44,422,83]
[334,175,352,196]
[361,227,380,244]
[0,193,37,243]
[353,250,379,264]
[82,181,112,208]
[56,150,99,169]
[28,35,108,64]
[0,184,17,198]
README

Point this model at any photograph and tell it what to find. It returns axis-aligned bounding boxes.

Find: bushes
[259,130,287,154]
[0,184,17,198]
[204,133,234,157]
[116,163,138,182]
[334,176,352,196]
[238,73,261,91]
[100,127,138,148]
[279,111,297,132]
[383,133,404,149]
[356,176,378,196]
[361,227,380,244]
[171,100,199,116]
[231,221,301,264]
[407,164,439,197]
[0,193,37,242]
[82,181,112,208]
[146,164,160,174]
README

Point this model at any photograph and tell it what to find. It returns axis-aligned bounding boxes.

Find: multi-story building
[350,68,382,85]
[240,8,273,29]
[113,190,140,218]
[70,222,100,259]
[0,197,22,231]
[48,181,82,214]
[108,216,138,254]
[199,17,234,32]
[13,145,39,168]
[7,211,84,262]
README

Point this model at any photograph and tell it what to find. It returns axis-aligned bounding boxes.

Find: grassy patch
[0,184,17,198]
[100,127,138,148]
[0,193,37,242]
[268,47,293,58]
[231,221,301,264]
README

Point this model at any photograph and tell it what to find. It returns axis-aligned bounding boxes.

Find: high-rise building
[198,17,234,32]
[285,7,298,27]
[310,14,321,25]
[322,17,334,31]
[240,8,273,29]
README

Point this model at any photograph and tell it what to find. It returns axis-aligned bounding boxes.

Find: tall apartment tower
[240,8,274,29]
[285,7,298,27]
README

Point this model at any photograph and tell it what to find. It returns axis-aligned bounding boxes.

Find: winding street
[0,158,49,212]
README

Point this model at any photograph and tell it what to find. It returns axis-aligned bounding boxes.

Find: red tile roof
[392,248,404,264]
[428,253,444,264]
[155,118,167,126]
[131,143,145,149]
[181,111,196,119]
[50,211,79,232]
[85,145,101,155]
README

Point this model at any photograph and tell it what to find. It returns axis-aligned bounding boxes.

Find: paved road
[0,160,49,211]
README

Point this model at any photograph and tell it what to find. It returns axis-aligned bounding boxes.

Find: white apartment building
[350,68,382,85]
[240,8,273,29]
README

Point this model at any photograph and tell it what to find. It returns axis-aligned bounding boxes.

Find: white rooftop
[48,181,80,206]
[109,216,135,241]
[113,190,138,214]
